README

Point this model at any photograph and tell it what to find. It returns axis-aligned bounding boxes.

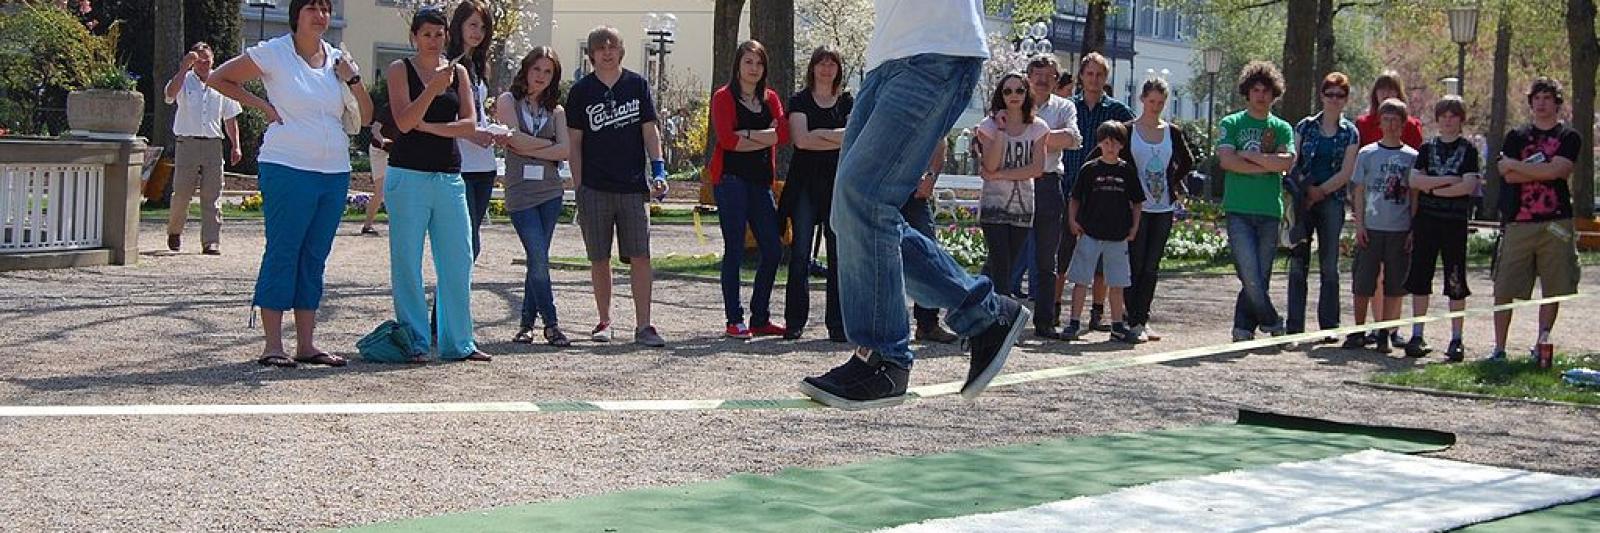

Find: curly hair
[1236,60,1284,99]
[1528,76,1565,105]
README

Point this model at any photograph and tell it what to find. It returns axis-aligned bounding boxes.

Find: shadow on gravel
[1303,345,1427,371]
[4,357,425,393]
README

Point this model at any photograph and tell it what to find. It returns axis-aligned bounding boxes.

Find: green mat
[333,411,1593,532]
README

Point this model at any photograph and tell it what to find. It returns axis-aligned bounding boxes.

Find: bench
[931,173,983,222]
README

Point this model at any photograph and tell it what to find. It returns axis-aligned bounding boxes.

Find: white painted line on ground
[0,294,1582,418]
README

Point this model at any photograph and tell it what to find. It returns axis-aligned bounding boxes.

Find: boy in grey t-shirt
[1345,99,1419,354]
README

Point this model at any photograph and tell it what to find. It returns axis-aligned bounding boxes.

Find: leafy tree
[794,0,872,84]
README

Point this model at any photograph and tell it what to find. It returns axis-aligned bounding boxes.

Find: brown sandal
[293,352,347,367]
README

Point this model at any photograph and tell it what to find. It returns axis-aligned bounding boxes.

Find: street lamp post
[247,0,277,43]
[1447,6,1480,97]
[642,12,677,106]
[1014,20,1051,57]
[1202,47,1223,199]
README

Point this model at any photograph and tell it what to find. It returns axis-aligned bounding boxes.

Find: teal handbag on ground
[357,320,418,363]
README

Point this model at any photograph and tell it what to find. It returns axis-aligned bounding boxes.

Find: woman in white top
[447,0,503,260]
[974,72,1049,298]
[1118,77,1195,342]
[209,0,373,368]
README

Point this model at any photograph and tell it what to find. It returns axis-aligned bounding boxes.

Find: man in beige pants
[163,41,243,255]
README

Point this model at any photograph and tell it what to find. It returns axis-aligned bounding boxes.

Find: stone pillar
[102,139,146,265]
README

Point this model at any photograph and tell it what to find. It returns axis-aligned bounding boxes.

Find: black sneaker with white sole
[1444,338,1465,362]
[799,350,911,410]
[961,296,1030,400]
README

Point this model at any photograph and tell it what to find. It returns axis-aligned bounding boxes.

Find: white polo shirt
[167,71,242,139]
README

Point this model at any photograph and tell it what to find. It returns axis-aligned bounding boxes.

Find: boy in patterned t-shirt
[1404,96,1482,361]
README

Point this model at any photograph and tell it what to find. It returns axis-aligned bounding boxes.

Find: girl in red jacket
[709,40,791,339]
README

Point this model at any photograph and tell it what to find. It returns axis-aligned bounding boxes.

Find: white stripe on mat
[879,450,1600,533]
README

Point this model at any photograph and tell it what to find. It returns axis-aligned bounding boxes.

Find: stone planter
[66,89,145,136]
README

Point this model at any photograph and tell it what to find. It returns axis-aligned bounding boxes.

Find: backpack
[357,320,419,363]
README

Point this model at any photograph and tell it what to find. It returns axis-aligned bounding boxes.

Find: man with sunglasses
[163,41,243,255]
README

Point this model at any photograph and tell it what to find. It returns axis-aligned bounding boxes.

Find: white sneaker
[591,321,612,342]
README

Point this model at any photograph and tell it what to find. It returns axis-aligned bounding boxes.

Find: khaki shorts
[1493,219,1581,300]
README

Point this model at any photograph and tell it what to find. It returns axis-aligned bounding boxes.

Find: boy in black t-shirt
[1404,96,1482,361]
[1491,77,1584,362]
[1062,122,1146,342]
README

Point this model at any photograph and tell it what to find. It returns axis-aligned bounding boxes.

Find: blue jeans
[830,54,998,368]
[386,167,476,358]
[463,171,496,261]
[1286,197,1345,333]
[252,163,349,311]
[900,197,942,327]
[785,187,842,336]
[1226,213,1284,333]
[715,174,783,326]
[509,197,563,329]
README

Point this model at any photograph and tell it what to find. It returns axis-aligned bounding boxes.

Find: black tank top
[388,58,461,173]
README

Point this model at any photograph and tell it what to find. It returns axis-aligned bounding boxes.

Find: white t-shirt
[246,34,351,174]
[865,0,989,73]
[456,76,498,173]
[976,117,1048,227]
[1131,123,1175,213]
[168,71,242,138]
[1035,94,1080,175]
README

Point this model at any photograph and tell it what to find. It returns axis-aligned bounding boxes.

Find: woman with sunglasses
[973,73,1049,298]
[1284,72,1360,340]
[382,8,491,362]
[209,0,372,368]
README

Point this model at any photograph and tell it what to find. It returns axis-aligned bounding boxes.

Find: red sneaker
[725,323,752,339]
[751,323,788,337]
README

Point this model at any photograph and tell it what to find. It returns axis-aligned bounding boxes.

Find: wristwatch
[345,75,362,86]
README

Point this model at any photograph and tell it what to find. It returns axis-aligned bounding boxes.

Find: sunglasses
[1322,91,1348,99]
[1002,87,1027,96]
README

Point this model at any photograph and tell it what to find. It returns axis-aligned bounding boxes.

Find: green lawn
[1371,353,1600,406]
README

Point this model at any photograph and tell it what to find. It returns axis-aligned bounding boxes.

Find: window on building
[372,43,414,82]
[1137,2,1156,38]
[1161,10,1180,40]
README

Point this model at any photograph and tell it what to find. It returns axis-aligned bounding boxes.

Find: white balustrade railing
[0,163,105,254]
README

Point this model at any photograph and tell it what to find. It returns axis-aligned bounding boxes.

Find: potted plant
[65,22,143,136]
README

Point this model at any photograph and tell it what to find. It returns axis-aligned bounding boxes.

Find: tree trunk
[1483,5,1513,220]
[187,0,242,61]
[1082,0,1108,54]
[152,0,182,153]
[750,0,796,101]
[1279,0,1318,120]
[708,0,746,163]
[1313,0,1336,83]
[1567,0,1597,217]
[750,0,795,179]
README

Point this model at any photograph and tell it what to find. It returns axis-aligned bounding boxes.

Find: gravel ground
[1,220,1597,532]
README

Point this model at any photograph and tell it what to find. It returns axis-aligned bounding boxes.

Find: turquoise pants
[385,166,477,358]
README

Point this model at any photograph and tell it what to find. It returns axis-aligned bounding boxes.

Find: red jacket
[709,85,790,185]
[1355,112,1424,149]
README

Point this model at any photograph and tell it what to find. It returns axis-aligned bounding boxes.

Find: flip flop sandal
[293,353,347,367]
[513,327,536,344]
[545,327,571,347]
[462,351,492,362]
[257,353,298,368]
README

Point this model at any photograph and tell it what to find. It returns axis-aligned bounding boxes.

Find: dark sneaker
[1034,327,1061,340]
[167,234,180,251]
[915,323,960,344]
[1486,348,1508,362]
[1060,320,1083,341]
[1403,336,1431,358]
[1444,339,1465,362]
[1110,322,1140,344]
[635,325,667,347]
[799,350,910,410]
[1342,332,1369,349]
[1390,331,1405,347]
[1373,331,1393,354]
[962,296,1030,400]
[1088,305,1109,332]
[202,243,221,255]
[544,326,572,347]
[1232,328,1256,343]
